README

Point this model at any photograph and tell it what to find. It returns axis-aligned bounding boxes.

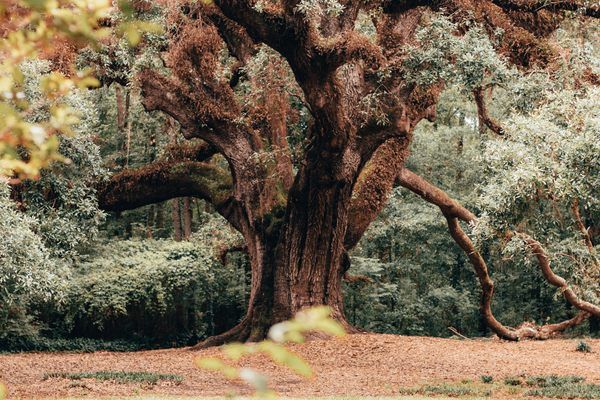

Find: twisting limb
[397,167,597,339]
[571,198,599,261]
[397,168,518,339]
[445,217,520,340]
[511,231,600,318]
[396,168,477,222]
[491,0,600,18]
[473,88,504,135]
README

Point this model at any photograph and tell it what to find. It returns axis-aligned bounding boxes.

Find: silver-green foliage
[0,183,64,340]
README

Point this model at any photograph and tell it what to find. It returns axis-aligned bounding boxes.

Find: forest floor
[1,334,599,399]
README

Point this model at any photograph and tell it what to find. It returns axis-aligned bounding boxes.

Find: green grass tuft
[522,375,600,399]
[524,375,585,387]
[526,383,600,399]
[398,383,491,397]
[503,376,523,386]
[576,340,593,353]
[43,371,183,385]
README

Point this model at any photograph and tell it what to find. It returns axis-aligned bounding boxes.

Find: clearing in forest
[1,334,599,399]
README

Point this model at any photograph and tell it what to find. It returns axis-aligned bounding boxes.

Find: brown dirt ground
[1,334,599,399]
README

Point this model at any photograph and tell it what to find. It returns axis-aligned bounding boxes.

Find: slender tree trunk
[183,197,193,240]
[155,203,165,235]
[115,85,131,167]
[172,198,182,242]
[146,205,155,239]
[124,90,132,167]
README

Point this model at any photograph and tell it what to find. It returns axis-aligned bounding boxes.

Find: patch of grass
[397,375,599,399]
[576,340,592,353]
[519,375,600,399]
[399,383,491,397]
[524,375,585,387]
[43,371,183,385]
[503,376,523,386]
[526,383,600,399]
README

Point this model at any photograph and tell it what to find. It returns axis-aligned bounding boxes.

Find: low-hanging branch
[396,167,596,340]
[511,231,600,318]
[97,160,233,214]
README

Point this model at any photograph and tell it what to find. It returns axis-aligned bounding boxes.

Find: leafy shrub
[0,184,65,347]
[481,375,494,384]
[576,340,592,353]
[44,238,247,345]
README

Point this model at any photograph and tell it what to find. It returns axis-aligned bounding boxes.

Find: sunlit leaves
[117,21,163,47]
[294,0,345,20]
[0,0,161,179]
[403,15,514,91]
[268,306,346,343]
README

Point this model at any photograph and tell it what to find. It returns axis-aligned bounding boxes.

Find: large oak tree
[97,0,599,346]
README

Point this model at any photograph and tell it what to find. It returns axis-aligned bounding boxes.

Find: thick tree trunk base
[191,317,252,349]
[191,307,361,349]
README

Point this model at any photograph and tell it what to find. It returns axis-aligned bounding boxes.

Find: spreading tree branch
[397,167,597,339]
[512,231,600,318]
[491,0,600,18]
[98,160,233,215]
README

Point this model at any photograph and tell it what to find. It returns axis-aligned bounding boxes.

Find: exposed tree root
[513,312,590,340]
[397,167,597,340]
[192,307,362,349]
[191,317,251,350]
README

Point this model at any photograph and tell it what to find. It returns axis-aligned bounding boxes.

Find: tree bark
[183,197,193,240]
[172,198,182,242]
